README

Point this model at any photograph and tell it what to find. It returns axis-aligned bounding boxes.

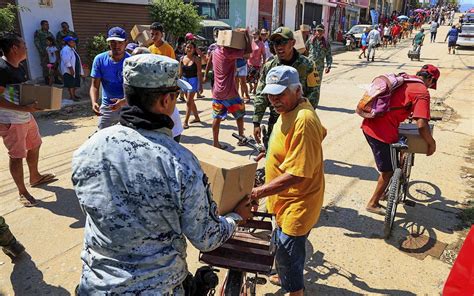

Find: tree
[85,34,108,69]
[0,4,21,33]
[150,0,202,42]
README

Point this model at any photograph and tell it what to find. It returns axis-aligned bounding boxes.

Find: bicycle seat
[391,137,409,150]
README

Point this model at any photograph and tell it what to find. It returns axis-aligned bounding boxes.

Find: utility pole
[272,0,280,31]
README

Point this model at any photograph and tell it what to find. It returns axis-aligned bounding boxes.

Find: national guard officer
[72,54,252,295]
[34,20,54,84]
[305,24,333,107]
[0,216,25,260]
[253,27,320,144]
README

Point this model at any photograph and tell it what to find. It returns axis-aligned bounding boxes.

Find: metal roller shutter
[70,0,153,59]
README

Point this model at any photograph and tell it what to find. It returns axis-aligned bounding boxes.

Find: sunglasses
[272,39,290,46]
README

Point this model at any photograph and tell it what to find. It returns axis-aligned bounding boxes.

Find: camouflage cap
[123,54,191,91]
[270,27,294,41]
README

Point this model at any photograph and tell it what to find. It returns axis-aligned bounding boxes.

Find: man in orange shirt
[148,22,175,59]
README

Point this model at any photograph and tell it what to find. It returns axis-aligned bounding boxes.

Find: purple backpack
[356,73,424,118]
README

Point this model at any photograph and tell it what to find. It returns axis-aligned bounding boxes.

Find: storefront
[344,6,361,31]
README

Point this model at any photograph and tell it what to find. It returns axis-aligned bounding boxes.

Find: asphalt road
[0,23,472,295]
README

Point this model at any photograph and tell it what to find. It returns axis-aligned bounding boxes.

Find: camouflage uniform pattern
[253,50,320,125]
[0,216,14,247]
[34,29,55,81]
[72,125,237,295]
[56,30,79,48]
[306,37,333,106]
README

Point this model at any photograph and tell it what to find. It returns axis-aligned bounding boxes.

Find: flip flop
[268,275,281,287]
[190,119,201,124]
[183,124,190,129]
[366,207,386,216]
[18,194,38,207]
[30,173,56,187]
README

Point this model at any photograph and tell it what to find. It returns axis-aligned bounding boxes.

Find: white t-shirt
[170,106,183,137]
[383,27,390,36]
[47,46,58,64]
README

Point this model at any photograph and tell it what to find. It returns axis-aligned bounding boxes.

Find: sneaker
[2,240,25,260]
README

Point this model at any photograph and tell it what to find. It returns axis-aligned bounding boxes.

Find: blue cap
[261,65,300,95]
[126,43,138,51]
[107,27,126,42]
[63,36,77,43]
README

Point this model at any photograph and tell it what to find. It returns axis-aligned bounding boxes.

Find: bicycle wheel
[223,270,244,296]
[384,168,402,239]
[401,153,413,201]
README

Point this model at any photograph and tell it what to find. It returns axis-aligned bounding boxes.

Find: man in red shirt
[391,22,402,46]
[362,65,440,214]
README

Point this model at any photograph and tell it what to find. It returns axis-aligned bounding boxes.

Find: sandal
[216,144,228,150]
[18,194,38,207]
[30,173,56,187]
[183,124,190,129]
[190,119,201,124]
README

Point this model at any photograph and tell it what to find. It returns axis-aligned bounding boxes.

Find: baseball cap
[261,65,299,95]
[107,27,126,42]
[185,33,195,40]
[418,64,440,89]
[123,54,192,92]
[270,27,294,41]
[126,43,138,51]
[63,36,77,43]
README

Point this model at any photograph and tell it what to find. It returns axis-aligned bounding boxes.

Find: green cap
[123,54,191,91]
[270,27,294,41]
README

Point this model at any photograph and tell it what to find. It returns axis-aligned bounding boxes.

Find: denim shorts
[275,228,308,293]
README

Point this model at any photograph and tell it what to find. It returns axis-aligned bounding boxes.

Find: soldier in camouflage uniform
[253,27,320,144]
[0,216,25,260]
[34,20,54,84]
[72,54,252,295]
[55,22,79,48]
[305,24,333,107]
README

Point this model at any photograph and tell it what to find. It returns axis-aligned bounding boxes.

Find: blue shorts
[182,76,199,93]
[235,65,248,77]
[275,228,308,293]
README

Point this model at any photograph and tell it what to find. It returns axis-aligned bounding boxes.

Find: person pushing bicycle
[361,65,439,215]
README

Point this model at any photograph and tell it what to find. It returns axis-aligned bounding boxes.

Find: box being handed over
[131,25,153,46]
[185,143,257,215]
[20,84,62,110]
[398,123,434,154]
[217,30,246,49]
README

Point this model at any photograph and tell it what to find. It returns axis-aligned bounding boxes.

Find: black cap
[150,22,164,32]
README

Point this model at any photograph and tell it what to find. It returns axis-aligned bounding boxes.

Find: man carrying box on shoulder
[0,33,56,207]
[362,64,439,215]
[250,66,326,296]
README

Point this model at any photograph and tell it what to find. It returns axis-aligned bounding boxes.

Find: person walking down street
[250,66,326,296]
[34,20,54,85]
[305,24,332,106]
[56,22,78,48]
[235,57,251,102]
[359,28,369,59]
[60,36,84,101]
[179,41,202,129]
[247,30,266,95]
[0,33,56,207]
[445,25,460,54]
[72,54,253,295]
[148,22,175,58]
[362,65,439,215]
[260,28,273,62]
[90,27,130,129]
[430,20,439,43]
[0,216,25,260]
[210,29,252,150]
[391,22,402,47]
[367,25,381,62]
[413,28,425,54]
[253,27,320,144]
[382,24,391,48]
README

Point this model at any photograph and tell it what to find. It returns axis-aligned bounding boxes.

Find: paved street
[0,24,472,295]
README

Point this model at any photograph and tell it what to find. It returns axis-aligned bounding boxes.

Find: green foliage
[150,0,202,42]
[0,4,21,33]
[85,34,108,68]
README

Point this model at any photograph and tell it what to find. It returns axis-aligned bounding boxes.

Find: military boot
[2,239,25,260]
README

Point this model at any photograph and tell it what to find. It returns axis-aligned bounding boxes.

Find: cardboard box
[131,25,153,46]
[217,30,246,49]
[398,123,434,154]
[185,143,257,215]
[293,30,306,54]
[20,84,62,110]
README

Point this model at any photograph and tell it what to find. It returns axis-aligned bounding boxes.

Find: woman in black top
[178,41,202,129]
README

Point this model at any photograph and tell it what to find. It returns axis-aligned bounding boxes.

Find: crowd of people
[0,10,443,295]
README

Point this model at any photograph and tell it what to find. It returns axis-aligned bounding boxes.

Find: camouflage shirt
[305,36,333,72]
[56,30,79,48]
[72,125,237,295]
[253,50,320,124]
[34,29,54,56]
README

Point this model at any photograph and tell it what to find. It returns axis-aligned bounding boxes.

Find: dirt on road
[0,24,472,295]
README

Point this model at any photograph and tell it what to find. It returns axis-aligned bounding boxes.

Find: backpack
[356,73,424,118]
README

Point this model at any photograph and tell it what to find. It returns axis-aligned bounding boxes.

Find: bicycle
[383,136,417,239]
[199,132,276,296]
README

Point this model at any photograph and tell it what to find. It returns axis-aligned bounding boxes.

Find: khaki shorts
[0,117,42,158]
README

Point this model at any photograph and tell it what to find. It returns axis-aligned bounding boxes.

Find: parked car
[346,24,372,47]
[457,24,474,47]
[461,12,474,23]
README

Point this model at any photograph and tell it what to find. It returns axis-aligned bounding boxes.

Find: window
[218,0,230,19]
